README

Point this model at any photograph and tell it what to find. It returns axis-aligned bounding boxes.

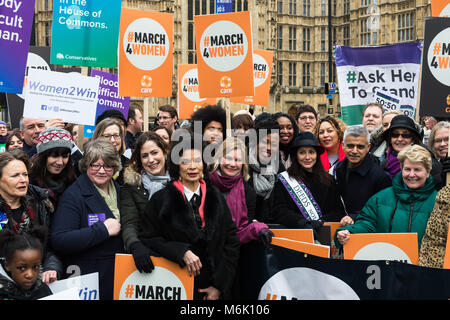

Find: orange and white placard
[178,64,216,119]
[444,223,450,268]
[231,49,273,106]
[118,9,173,97]
[270,229,314,244]
[343,233,419,265]
[113,254,193,300]
[271,237,330,258]
[431,0,450,17]
[194,11,254,98]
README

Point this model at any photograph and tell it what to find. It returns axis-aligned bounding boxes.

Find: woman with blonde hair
[209,137,272,245]
[336,144,438,249]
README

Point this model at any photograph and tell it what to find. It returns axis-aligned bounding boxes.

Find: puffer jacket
[335,173,438,249]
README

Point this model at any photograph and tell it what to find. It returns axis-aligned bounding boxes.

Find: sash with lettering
[277,171,322,221]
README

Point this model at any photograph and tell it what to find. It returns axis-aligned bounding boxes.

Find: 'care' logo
[123,18,169,71]
[199,21,248,72]
[428,27,450,86]
[141,75,152,94]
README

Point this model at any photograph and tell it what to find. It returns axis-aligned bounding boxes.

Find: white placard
[40,287,81,300]
[49,272,99,300]
[23,69,99,125]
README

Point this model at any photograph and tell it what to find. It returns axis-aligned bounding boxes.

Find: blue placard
[215,0,232,13]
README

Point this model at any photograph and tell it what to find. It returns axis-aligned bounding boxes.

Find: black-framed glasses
[89,163,114,173]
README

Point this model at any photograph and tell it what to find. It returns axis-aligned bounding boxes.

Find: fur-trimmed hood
[123,166,142,187]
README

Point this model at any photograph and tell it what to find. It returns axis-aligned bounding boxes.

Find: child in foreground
[0,226,53,300]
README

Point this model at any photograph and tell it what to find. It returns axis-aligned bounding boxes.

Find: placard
[444,222,450,269]
[335,43,422,125]
[50,0,122,68]
[343,233,419,264]
[177,64,216,119]
[195,11,254,98]
[118,9,173,97]
[418,17,450,118]
[270,229,314,243]
[271,237,330,258]
[23,69,99,125]
[113,254,193,300]
[0,0,36,94]
[231,49,274,106]
[431,0,450,17]
[48,272,99,300]
[91,69,130,120]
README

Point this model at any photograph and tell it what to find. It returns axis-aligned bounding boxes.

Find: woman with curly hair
[190,104,227,145]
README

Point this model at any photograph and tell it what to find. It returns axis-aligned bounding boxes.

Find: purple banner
[90,69,130,120]
[0,0,36,94]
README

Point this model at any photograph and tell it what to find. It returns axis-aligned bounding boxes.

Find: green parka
[335,173,438,249]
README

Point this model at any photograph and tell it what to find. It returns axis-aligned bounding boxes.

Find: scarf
[248,146,276,199]
[173,179,207,227]
[0,197,36,235]
[209,170,248,220]
[320,143,346,171]
[141,170,170,200]
[384,147,402,179]
[209,171,268,243]
[44,176,67,197]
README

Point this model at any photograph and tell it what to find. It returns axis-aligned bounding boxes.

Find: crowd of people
[0,102,448,300]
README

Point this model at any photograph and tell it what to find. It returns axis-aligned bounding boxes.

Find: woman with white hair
[335,144,438,250]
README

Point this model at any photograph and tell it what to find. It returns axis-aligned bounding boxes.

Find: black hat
[96,109,127,126]
[289,132,325,155]
[382,114,421,142]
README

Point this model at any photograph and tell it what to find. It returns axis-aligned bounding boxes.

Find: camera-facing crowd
[0,102,448,300]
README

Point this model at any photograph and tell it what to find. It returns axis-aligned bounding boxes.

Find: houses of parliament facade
[33,0,431,119]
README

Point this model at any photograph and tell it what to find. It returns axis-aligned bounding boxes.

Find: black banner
[419,17,450,119]
[240,242,450,300]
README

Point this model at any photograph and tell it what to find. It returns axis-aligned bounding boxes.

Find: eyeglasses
[391,132,412,139]
[345,144,367,150]
[102,134,121,141]
[89,163,114,173]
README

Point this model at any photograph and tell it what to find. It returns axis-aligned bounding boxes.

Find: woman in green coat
[120,132,170,273]
[335,144,438,249]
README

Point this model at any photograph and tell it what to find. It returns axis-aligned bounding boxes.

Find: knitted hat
[36,127,73,154]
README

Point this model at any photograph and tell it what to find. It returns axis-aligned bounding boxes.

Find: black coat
[138,182,240,299]
[334,154,392,220]
[270,171,345,228]
[51,174,124,300]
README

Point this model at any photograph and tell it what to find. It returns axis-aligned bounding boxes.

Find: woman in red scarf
[209,137,273,245]
[314,116,346,173]
[138,134,240,300]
